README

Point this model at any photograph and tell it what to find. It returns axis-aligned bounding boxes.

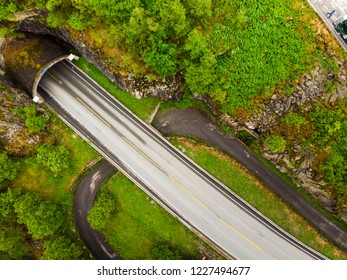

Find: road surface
[73,160,120,260]
[38,60,325,259]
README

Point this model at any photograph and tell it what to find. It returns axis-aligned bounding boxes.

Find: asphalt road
[38,60,325,259]
[73,160,119,260]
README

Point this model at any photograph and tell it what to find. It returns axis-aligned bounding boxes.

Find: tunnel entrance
[1,33,77,102]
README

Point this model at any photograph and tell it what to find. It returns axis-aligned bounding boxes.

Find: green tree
[41,236,83,260]
[0,1,17,20]
[13,105,47,132]
[0,152,19,186]
[184,28,209,60]
[14,192,66,239]
[0,223,29,259]
[88,189,116,230]
[264,135,286,153]
[36,144,70,176]
[142,35,178,77]
[184,0,211,18]
[320,149,347,193]
[185,51,217,94]
[283,112,307,128]
[0,188,20,222]
[158,0,187,36]
[310,107,346,146]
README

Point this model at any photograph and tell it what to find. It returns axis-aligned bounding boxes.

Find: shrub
[283,112,307,128]
[264,135,286,153]
[0,153,19,185]
[88,189,116,230]
[36,144,70,176]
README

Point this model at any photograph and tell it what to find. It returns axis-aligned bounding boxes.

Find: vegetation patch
[264,135,287,153]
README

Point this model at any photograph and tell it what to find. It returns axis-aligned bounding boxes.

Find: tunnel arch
[2,33,75,102]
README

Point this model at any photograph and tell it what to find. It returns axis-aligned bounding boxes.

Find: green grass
[11,122,99,204]
[100,173,223,260]
[74,57,159,121]
[169,138,347,260]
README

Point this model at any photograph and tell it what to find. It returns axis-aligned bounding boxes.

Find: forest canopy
[1,0,317,113]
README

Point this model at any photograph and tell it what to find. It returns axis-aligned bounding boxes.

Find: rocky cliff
[0,85,53,157]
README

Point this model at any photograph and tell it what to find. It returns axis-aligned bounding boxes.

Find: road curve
[73,160,120,260]
[38,60,325,259]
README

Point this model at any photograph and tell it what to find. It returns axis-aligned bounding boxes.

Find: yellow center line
[121,136,208,212]
[121,136,161,169]
[76,97,112,128]
[168,175,209,210]
[76,94,207,212]
[219,218,264,251]
[47,72,63,84]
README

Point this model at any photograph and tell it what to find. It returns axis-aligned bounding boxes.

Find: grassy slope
[11,122,99,204]
[73,58,159,121]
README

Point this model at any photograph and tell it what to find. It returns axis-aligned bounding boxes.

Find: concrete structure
[1,33,72,102]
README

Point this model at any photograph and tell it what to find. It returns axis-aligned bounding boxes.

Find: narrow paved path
[154,109,347,253]
[73,160,120,260]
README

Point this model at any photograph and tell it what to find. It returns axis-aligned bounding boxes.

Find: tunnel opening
[2,33,77,102]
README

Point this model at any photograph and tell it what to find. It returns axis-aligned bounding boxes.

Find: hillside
[0,0,346,258]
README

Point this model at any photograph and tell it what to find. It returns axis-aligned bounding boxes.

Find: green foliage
[321,149,347,193]
[88,188,117,230]
[151,241,186,260]
[46,12,66,28]
[0,188,20,222]
[185,51,217,94]
[158,0,187,35]
[67,12,90,31]
[0,1,17,20]
[36,143,70,176]
[142,34,178,77]
[309,106,346,146]
[264,135,286,153]
[309,104,347,192]
[13,105,47,132]
[283,112,307,128]
[14,192,66,239]
[0,223,29,259]
[46,0,63,11]
[0,152,19,185]
[0,27,11,38]
[184,0,211,18]
[41,236,83,260]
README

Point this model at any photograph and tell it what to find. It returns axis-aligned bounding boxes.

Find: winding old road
[73,160,120,260]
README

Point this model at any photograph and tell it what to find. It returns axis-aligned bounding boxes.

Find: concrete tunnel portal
[1,33,76,102]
